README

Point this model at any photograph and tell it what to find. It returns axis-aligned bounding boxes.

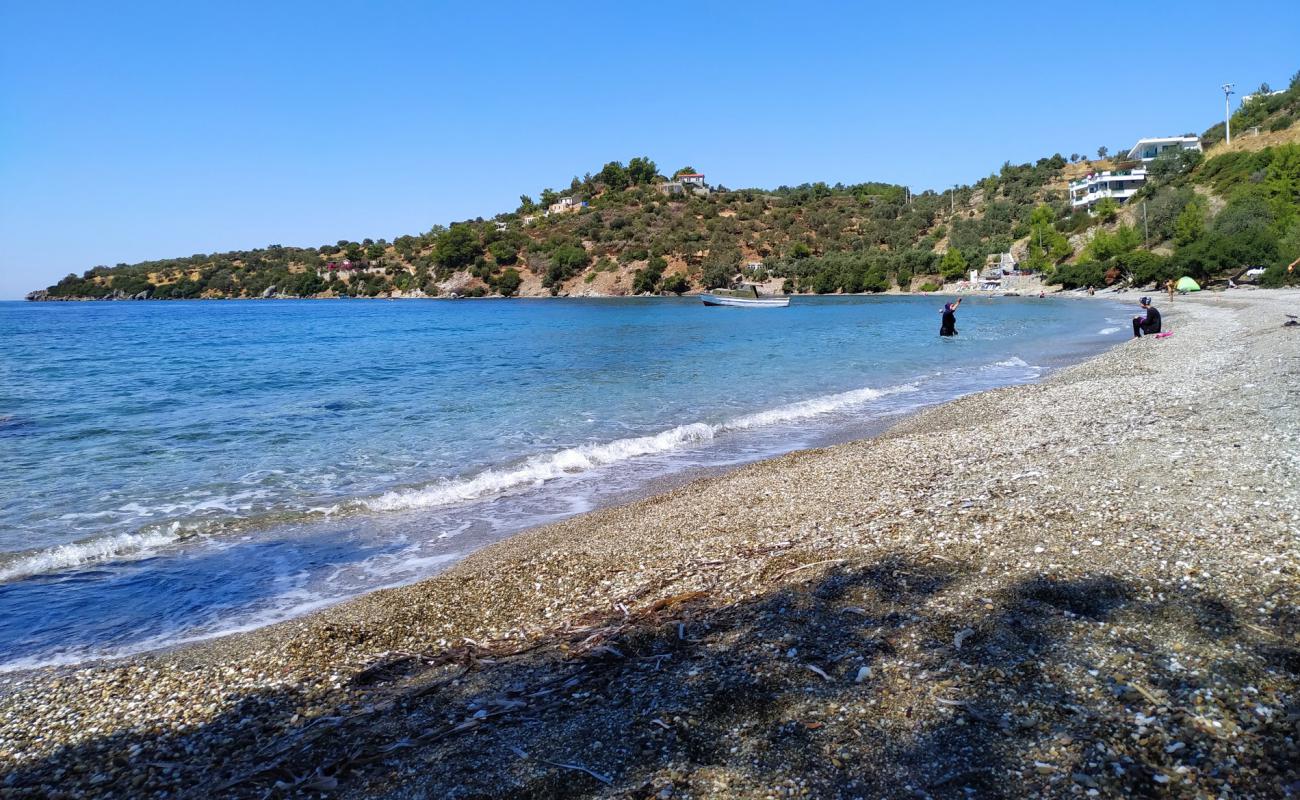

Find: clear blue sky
[2,0,1297,298]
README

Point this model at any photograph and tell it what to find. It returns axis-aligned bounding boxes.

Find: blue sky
[2,1,1297,298]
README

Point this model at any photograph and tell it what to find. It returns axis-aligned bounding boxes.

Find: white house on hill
[1069,168,1147,210]
[545,196,585,216]
[1070,135,1202,210]
[1126,136,1201,162]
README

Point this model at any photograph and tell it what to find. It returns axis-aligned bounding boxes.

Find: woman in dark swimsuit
[939,298,961,337]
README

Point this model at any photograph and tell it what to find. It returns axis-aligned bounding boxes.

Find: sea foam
[363,381,917,514]
[0,527,183,582]
[0,380,918,579]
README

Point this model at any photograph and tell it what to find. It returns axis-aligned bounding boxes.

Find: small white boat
[700,285,790,308]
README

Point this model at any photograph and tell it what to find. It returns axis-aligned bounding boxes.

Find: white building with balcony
[1069,168,1147,210]
[1126,136,1201,162]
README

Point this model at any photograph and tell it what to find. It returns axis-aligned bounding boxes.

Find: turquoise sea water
[0,296,1130,669]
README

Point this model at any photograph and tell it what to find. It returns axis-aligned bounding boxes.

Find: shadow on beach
[6,551,1297,799]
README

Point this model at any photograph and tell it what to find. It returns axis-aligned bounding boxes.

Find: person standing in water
[940,298,961,337]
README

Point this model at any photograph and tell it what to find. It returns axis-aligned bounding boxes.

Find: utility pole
[951,185,957,215]
[1223,83,1235,145]
[1143,202,1149,248]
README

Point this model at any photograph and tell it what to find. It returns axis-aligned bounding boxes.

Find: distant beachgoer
[1166,279,1175,301]
[1132,297,1162,338]
[939,299,961,337]
[1038,290,1045,298]
[1087,286,1095,296]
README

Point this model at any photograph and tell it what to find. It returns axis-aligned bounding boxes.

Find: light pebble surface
[2,291,1298,799]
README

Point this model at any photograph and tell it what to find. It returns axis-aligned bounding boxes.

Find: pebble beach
[2,291,1298,799]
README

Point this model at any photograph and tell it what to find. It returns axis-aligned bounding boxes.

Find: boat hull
[700,294,790,308]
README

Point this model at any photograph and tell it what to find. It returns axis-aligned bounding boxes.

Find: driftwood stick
[509,746,613,785]
[771,558,847,582]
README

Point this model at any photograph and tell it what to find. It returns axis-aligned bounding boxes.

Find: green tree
[1025,204,1072,270]
[1048,259,1105,289]
[1094,197,1120,222]
[632,257,665,293]
[542,244,590,292]
[1148,148,1202,182]
[627,157,658,185]
[434,225,481,270]
[1263,143,1300,229]
[488,240,518,265]
[1086,224,1141,261]
[939,247,968,280]
[673,166,698,179]
[494,268,522,297]
[1262,219,1300,286]
[1096,146,1109,160]
[1212,194,1274,237]
[660,273,689,294]
[700,245,738,287]
[597,161,630,192]
[1174,199,1206,245]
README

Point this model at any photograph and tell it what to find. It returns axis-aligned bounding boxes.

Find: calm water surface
[0,296,1130,669]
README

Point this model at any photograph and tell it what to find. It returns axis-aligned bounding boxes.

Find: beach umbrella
[1176,276,1201,292]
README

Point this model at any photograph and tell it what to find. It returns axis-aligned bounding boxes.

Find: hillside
[26,163,1063,301]
[29,73,1300,301]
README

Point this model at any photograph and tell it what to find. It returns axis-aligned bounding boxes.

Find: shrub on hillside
[661,274,689,295]
[494,268,522,296]
[632,257,665,294]
[1048,260,1105,289]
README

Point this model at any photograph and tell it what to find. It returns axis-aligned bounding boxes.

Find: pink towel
[1154,332,1173,339]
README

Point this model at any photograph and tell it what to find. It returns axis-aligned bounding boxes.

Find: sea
[0,295,1132,670]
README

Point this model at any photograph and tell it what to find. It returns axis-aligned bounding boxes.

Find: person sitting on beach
[939,299,961,337]
[1132,297,1162,338]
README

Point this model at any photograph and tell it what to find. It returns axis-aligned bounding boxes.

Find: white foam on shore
[0,380,926,583]
[362,423,718,513]
[363,381,919,514]
[1098,326,1122,335]
[983,356,1037,370]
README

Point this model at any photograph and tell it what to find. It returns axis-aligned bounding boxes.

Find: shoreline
[14,284,1154,302]
[2,292,1297,798]
[0,298,1127,674]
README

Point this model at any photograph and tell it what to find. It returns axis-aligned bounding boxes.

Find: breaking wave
[362,381,918,514]
[0,527,185,582]
[0,380,921,581]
